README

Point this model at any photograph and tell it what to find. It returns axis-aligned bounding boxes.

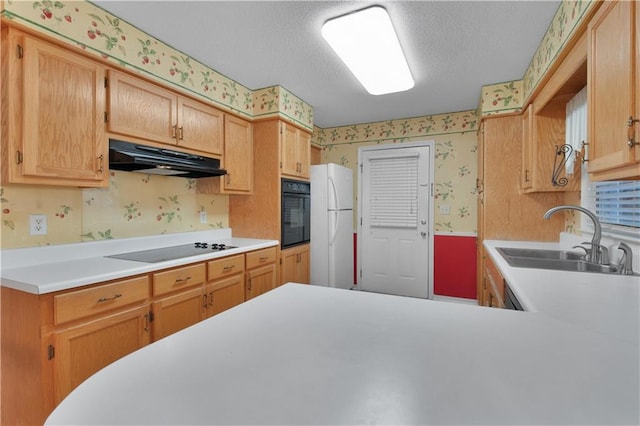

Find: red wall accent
[434,235,477,299]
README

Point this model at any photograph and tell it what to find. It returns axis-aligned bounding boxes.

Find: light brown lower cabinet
[483,255,505,309]
[245,247,278,300]
[205,254,246,318]
[152,287,206,341]
[52,305,151,402]
[0,247,275,424]
[151,263,207,340]
[281,244,310,285]
[1,275,151,425]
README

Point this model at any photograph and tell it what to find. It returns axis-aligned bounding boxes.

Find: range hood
[109,139,227,178]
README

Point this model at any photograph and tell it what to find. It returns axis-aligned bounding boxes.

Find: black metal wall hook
[551,144,573,187]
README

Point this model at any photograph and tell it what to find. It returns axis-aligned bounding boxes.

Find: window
[595,181,640,228]
[368,154,419,228]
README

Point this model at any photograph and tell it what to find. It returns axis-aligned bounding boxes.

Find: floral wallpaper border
[253,85,314,129]
[479,0,597,116]
[1,0,314,131]
[312,110,479,147]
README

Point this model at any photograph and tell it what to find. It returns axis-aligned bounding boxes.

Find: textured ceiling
[92,1,560,128]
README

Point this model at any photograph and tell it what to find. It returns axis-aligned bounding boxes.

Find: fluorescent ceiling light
[321,6,414,96]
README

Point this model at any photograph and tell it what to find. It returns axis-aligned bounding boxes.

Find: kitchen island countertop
[0,229,278,294]
[45,283,639,425]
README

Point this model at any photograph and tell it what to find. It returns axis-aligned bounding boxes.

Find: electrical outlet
[199,211,207,224]
[439,205,451,215]
[30,214,47,235]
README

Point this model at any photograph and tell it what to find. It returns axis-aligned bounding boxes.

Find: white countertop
[484,240,640,345]
[0,229,278,294]
[46,283,639,425]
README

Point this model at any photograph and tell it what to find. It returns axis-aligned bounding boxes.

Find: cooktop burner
[106,242,237,263]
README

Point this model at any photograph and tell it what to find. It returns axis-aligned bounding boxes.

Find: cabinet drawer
[246,247,277,269]
[54,276,149,325]
[152,263,206,296]
[207,254,244,281]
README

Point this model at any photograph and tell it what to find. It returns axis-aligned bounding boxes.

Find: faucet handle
[571,245,590,259]
[617,242,634,275]
[579,242,609,264]
[597,245,609,265]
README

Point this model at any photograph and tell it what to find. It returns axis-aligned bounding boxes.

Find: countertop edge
[1,237,279,295]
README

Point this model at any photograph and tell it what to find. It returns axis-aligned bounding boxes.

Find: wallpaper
[0,0,313,131]
[479,0,596,116]
[0,0,596,248]
[1,172,228,249]
[314,110,479,234]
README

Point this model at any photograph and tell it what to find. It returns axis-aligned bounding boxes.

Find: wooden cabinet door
[222,115,253,193]
[178,97,224,155]
[280,123,311,179]
[18,35,107,186]
[246,263,276,301]
[152,287,205,341]
[297,130,311,178]
[53,305,150,403]
[205,275,245,318]
[281,245,310,285]
[107,69,177,145]
[587,0,639,175]
[476,123,485,306]
[484,257,505,308]
[521,104,533,190]
[281,122,300,177]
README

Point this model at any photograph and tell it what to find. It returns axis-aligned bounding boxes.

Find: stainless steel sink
[496,247,638,276]
[496,247,583,261]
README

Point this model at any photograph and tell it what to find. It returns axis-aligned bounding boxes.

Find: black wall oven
[281,178,311,248]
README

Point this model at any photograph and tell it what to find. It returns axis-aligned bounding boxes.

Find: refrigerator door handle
[328,176,339,210]
[329,210,339,246]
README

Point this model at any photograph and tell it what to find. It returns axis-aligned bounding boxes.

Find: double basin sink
[496,247,635,275]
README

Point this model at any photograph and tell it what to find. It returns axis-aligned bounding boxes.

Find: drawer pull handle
[259,257,268,262]
[175,276,192,284]
[97,293,122,303]
[223,265,235,271]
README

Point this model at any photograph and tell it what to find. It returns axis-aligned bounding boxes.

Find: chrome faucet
[543,205,607,264]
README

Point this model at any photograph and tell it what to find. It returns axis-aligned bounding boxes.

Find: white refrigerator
[310,163,354,289]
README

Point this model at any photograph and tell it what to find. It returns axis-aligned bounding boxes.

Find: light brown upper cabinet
[520,31,586,193]
[221,115,253,194]
[106,69,223,156]
[281,122,311,179]
[587,0,640,180]
[1,29,108,187]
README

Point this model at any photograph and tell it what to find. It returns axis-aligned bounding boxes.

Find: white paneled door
[358,142,434,298]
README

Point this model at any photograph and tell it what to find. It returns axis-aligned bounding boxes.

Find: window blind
[595,181,640,228]
[369,154,418,228]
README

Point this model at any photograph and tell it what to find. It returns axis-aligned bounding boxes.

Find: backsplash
[0,171,228,249]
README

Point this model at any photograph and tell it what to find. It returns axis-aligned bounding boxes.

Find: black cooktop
[106,242,237,263]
